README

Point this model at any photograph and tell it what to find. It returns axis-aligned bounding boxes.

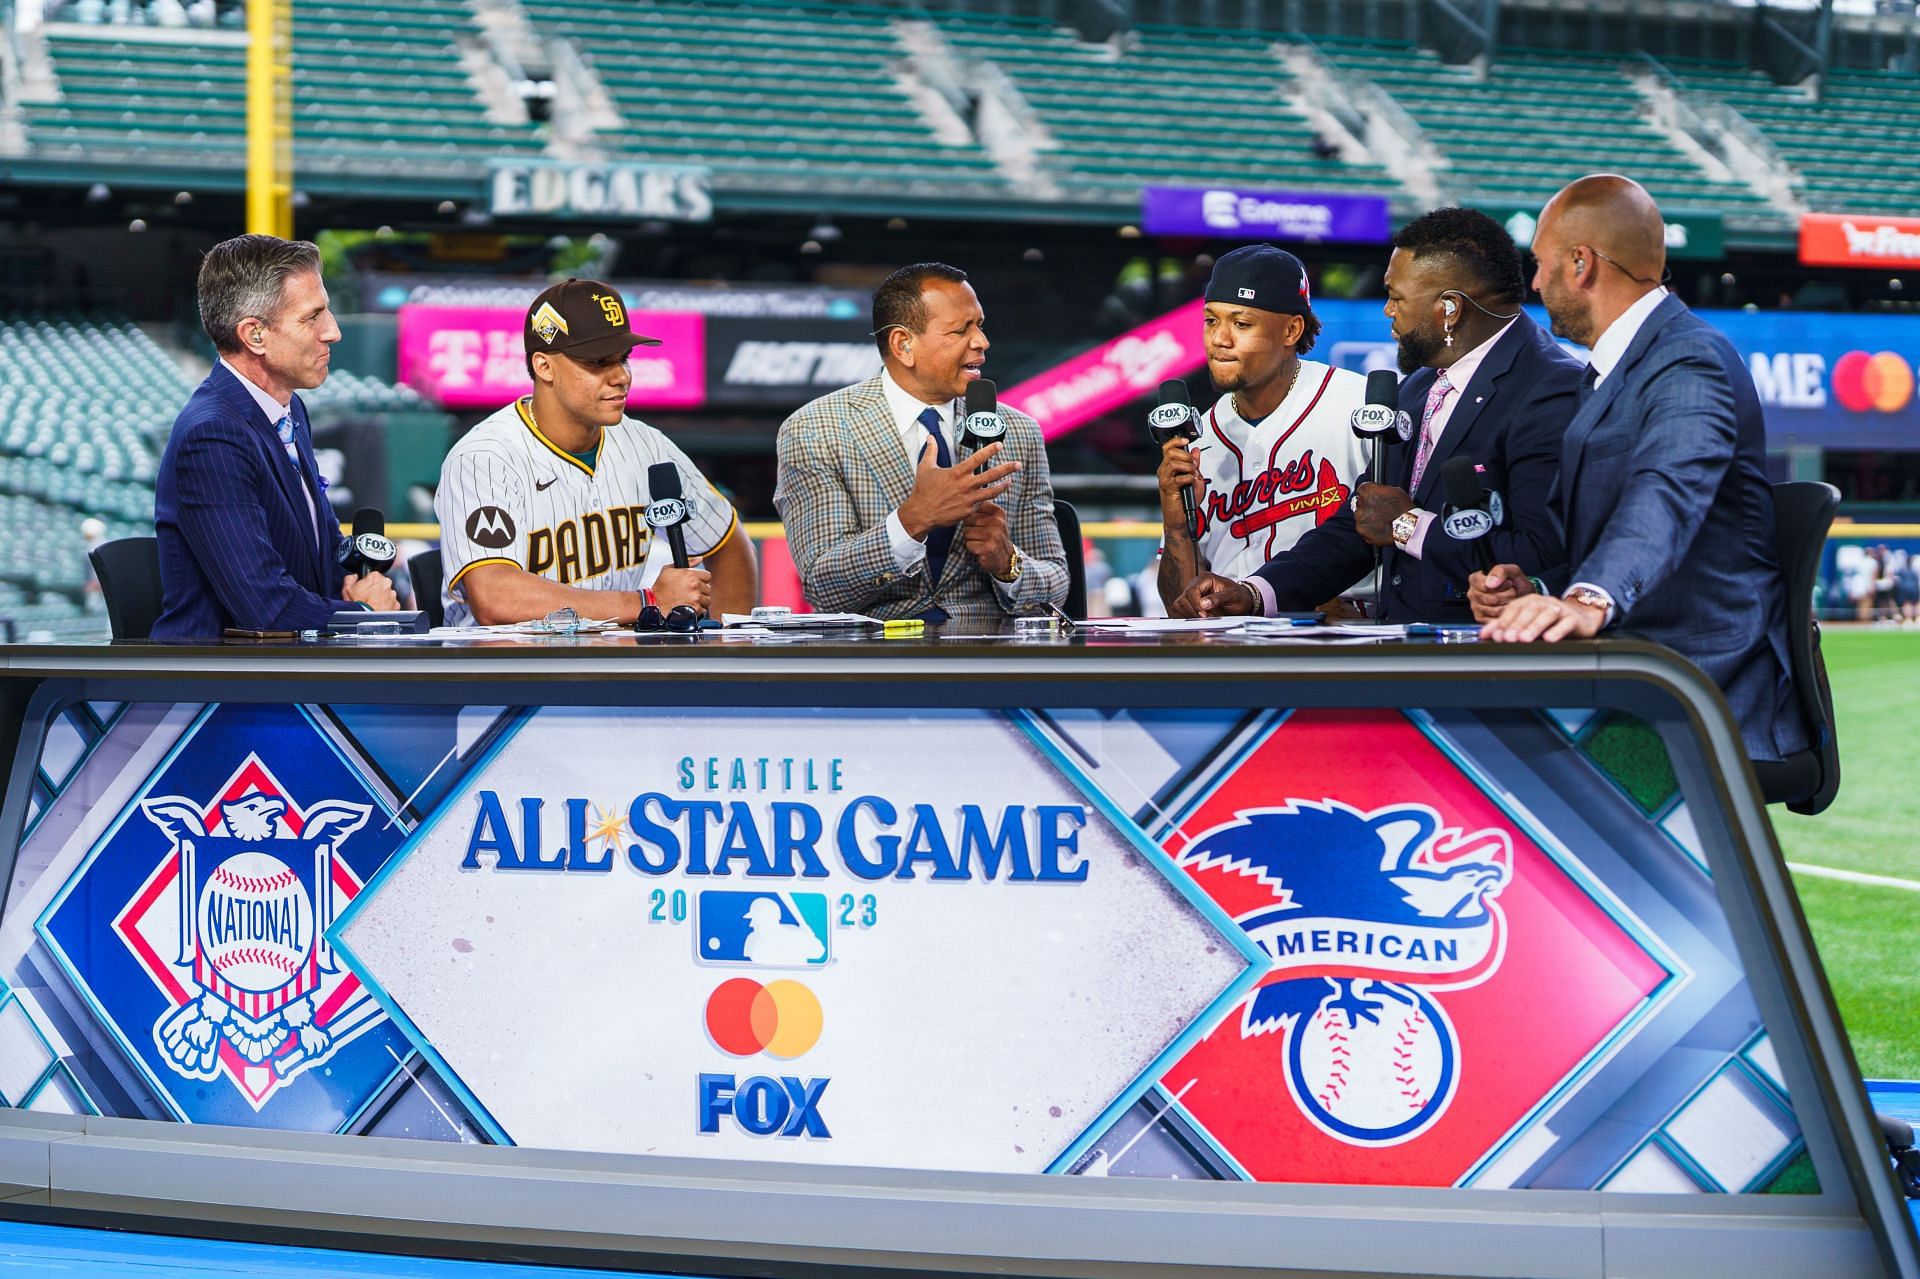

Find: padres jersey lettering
[434,398,738,625]
[1176,360,1374,583]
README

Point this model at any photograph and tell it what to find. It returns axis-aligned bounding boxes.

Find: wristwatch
[1390,509,1421,547]
[1565,586,1611,614]
[994,547,1023,584]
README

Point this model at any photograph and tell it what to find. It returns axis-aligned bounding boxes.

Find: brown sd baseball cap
[523,277,662,361]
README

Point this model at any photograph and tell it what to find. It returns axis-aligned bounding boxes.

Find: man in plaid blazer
[775,263,1068,624]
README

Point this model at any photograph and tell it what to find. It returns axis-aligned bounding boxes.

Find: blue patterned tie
[918,407,953,622]
[275,413,300,469]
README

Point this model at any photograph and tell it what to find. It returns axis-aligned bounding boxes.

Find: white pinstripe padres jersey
[435,398,738,626]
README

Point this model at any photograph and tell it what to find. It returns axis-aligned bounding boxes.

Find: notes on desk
[1074,617,1250,633]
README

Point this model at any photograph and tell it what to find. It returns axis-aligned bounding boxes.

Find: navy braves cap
[524,277,662,362]
[1203,245,1314,316]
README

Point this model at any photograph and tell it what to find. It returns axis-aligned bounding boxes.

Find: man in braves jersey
[1174,209,1580,623]
[434,278,756,626]
[1156,245,1371,614]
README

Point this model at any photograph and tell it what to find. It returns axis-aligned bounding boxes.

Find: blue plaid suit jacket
[775,374,1068,623]
[152,364,345,639]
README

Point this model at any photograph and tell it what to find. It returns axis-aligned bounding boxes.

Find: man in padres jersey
[1155,245,1370,614]
[435,278,756,626]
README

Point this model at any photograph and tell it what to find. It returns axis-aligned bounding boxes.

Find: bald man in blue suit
[153,236,398,640]
[1473,176,1805,762]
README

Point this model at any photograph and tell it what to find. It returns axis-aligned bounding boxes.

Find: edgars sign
[489,160,713,222]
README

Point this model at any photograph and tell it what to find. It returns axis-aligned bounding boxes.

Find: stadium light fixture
[808,219,843,243]
[886,217,909,231]
[128,219,147,233]
[800,239,823,255]
[437,200,457,215]
[1118,225,1142,238]
[1023,247,1044,262]
[174,191,193,206]
[85,183,111,204]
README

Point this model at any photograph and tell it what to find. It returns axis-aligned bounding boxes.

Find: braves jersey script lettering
[434,399,738,626]
[1176,360,1372,582]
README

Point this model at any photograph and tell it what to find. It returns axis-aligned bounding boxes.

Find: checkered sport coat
[775,374,1068,624]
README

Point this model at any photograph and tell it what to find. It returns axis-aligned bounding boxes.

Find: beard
[1396,325,1443,374]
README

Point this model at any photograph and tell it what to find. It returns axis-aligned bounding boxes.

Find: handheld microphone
[1349,368,1404,488]
[961,378,1005,452]
[645,462,691,569]
[1439,456,1497,575]
[335,508,397,578]
[1148,378,1200,540]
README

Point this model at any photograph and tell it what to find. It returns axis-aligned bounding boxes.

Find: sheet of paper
[1074,617,1248,633]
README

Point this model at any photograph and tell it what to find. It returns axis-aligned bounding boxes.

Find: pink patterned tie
[1409,370,1453,493]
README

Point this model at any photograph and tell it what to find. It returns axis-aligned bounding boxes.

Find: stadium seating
[0,314,179,636]
[1664,58,1920,216]
[25,0,541,173]
[1313,38,1775,221]
[526,0,1010,197]
[936,15,1399,205]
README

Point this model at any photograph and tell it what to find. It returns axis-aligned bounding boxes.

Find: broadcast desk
[0,632,1910,1279]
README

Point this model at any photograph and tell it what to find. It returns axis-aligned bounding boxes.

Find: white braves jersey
[435,398,738,626]
[1190,360,1373,581]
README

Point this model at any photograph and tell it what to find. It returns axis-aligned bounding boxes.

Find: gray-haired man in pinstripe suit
[774,263,1068,625]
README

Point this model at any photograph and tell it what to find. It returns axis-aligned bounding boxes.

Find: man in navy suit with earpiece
[152,235,399,639]
[1173,208,1582,623]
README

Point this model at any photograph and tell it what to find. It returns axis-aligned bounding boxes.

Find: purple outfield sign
[1142,186,1391,244]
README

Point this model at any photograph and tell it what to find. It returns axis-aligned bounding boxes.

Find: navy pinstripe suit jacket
[152,364,344,639]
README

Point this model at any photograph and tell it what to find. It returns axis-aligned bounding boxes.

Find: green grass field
[1773,629,1920,1081]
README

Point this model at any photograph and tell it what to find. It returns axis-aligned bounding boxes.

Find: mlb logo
[1237,286,1256,300]
[696,891,830,967]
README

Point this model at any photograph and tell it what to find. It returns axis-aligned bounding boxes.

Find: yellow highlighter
[881,619,925,638]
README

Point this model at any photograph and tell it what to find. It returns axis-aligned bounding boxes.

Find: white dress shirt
[878,370,959,571]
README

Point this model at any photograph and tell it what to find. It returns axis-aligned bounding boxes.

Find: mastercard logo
[704,977,822,1059]
[1832,350,1915,413]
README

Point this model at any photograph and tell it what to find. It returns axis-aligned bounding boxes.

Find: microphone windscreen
[1158,377,1191,408]
[1440,456,1484,509]
[648,461,684,502]
[351,507,384,537]
[965,378,997,416]
[1364,368,1399,410]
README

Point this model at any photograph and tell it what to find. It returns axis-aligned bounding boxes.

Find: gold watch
[1390,509,1421,547]
[994,547,1023,584]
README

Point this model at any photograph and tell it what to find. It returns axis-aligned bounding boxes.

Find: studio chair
[1751,481,1841,815]
[1053,498,1087,620]
[408,548,444,628]
[88,536,163,640]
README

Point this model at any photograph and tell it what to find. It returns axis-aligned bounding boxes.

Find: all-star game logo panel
[36,703,413,1130]
[1152,708,1674,1186]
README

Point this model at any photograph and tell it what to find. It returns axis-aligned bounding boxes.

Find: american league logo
[1180,799,1511,1146]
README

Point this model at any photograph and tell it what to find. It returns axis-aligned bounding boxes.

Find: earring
[1443,326,1454,348]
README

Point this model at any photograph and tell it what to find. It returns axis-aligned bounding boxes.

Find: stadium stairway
[1663,58,1920,218]
[1312,38,1777,225]
[23,0,542,178]
[934,13,1402,209]
[525,0,1012,203]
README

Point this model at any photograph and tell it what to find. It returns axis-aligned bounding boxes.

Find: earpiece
[1574,259,1587,275]
[1442,299,1458,317]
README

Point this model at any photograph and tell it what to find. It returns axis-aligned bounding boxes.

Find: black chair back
[1752,481,1841,814]
[409,548,445,628]
[88,536,163,640]
[1053,498,1087,619]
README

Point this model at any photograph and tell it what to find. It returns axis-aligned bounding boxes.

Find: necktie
[918,407,953,622]
[275,413,300,469]
[1409,370,1452,493]
[1578,364,1599,403]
